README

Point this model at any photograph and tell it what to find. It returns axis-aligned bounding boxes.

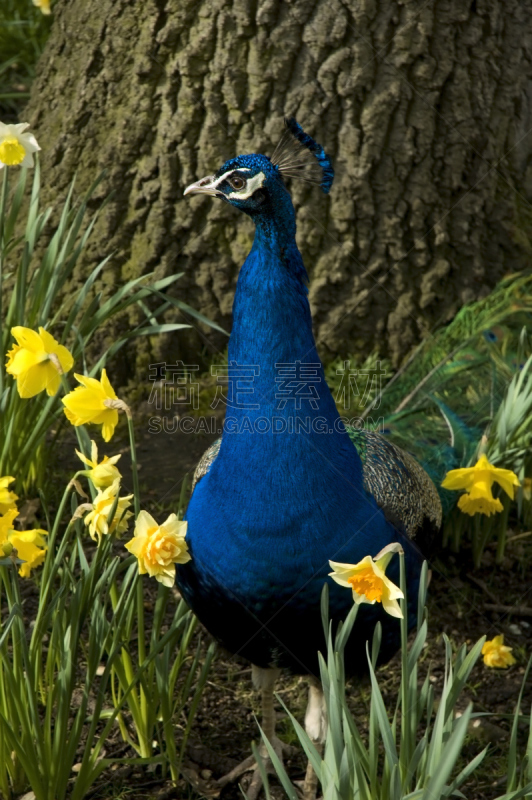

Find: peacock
[179,119,442,798]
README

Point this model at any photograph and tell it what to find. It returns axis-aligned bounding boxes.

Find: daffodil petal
[441,470,476,491]
[382,596,403,618]
[44,367,61,396]
[100,368,117,399]
[11,326,44,352]
[381,574,405,600]
[136,510,157,537]
[76,450,94,468]
[8,348,41,376]
[17,367,49,398]
[101,413,119,442]
[352,591,376,605]
[490,467,520,498]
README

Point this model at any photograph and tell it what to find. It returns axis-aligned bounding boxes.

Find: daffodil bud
[2,540,13,556]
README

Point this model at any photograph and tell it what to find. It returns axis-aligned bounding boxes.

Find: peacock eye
[229,175,246,191]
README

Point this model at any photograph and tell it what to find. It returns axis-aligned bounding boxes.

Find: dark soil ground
[41,417,532,800]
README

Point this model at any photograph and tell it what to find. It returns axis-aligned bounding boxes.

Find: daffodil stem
[41,487,75,583]
[126,415,141,518]
[0,168,8,397]
[451,509,464,553]
[109,672,133,751]
[495,495,511,565]
[134,574,148,751]
[124,416,149,745]
[109,574,151,758]
[136,577,147,675]
[30,516,77,691]
[473,514,482,568]
[399,552,412,771]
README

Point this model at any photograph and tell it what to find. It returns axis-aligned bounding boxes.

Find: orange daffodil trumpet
[125,511,191,587]
[76,440,122,489]
[482,635,516,668]
[63,369,130,442]
[329,542,404,619]
[0,122,40,169]
[441,454,520,517]
[6,326,74,398]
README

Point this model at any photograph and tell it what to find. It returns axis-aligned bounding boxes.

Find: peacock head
[184,118,334,222]
[184,153,282,217]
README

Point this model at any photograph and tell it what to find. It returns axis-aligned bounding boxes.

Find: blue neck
[222,198,363,482]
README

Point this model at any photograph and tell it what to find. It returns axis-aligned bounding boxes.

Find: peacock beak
[183,175,220,197]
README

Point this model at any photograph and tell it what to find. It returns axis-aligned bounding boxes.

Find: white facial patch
[210,167,252,191]
[227,170,266,200]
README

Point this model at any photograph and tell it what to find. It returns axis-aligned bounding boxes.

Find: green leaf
[257,723,298,800]
[424,706,472,799]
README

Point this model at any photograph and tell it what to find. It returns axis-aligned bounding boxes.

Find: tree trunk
[25,0,532,375]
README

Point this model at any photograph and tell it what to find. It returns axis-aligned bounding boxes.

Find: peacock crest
[270,117,334,194]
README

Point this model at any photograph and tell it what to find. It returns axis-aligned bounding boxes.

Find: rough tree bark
[25,0,532,376]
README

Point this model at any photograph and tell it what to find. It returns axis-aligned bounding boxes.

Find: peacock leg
[217,665,295,798]
[298,676,327,800]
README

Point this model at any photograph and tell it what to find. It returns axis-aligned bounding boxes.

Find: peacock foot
[216,736,298,800]
[293,747,324,800]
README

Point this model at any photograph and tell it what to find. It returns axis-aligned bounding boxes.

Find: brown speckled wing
[192,438,222,492]
[349,428,442,545]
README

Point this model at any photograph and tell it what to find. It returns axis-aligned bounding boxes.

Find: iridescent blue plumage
[179,121,439,681]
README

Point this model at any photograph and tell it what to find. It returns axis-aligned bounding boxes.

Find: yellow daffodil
[0,508,18,553]
[6,326,74,398]
[9,529,47,577]
[0,476,18,515]
[329,543,404,619]
[32,0,51,14]
[482,635,516,668]
[522,478,532,502]
[441,454,520,517]
[76,440,122,489]
[0,122,40,168]
[63,369,126,442]
[125,510,191,587]
[83,480,133,543]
